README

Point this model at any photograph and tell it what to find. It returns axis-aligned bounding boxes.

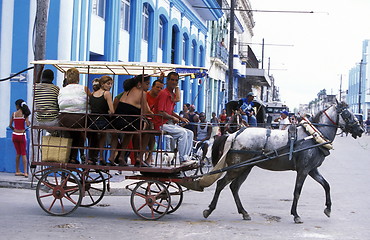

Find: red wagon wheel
[153,182,183,214]
[130,180,171,220]
[76,169,107,207]
[36,169,82,216]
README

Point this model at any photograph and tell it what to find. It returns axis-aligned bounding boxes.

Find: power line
[239,42,294,47]
[193,6,316,14]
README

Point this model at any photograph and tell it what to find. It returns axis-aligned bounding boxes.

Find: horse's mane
[311,109,325,123]
[211,134,228,166]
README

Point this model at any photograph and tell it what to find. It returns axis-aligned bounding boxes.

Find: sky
[249,0,370,110]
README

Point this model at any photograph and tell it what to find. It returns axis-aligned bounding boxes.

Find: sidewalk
[0,171,136,196]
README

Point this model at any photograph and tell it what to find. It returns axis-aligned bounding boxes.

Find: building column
[105,0,120,61]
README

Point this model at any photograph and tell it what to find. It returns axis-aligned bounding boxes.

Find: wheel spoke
[64,194,78,205]
[39,193,54,199]
[136,202,148,212]
[133,192,147,199]
[48,198,57,211]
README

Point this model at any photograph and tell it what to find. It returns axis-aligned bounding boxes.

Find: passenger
[112,74,152,167]
[239,92,257,127]
[88,76,115,165]
[58,67,91,164]
[145,77,164,164]
[9,99,31,177]
[34,69,60,127]
[152,72,194,165]
[147,79,164,111]
[194,112,212,161]
[274,110,291,130]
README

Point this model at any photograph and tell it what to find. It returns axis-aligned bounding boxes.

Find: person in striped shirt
[34,69,60,126]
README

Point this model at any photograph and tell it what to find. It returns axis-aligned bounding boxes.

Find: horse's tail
[180,134,232,192]
[211,134,229,166]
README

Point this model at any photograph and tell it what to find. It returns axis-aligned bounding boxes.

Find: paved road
[1,135,370,239]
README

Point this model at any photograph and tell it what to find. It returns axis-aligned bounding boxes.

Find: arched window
[171,25,180,64]
[92,0,106,19]
[192,40,197,66]
[183,34,189,63]
[159,18,164,49]
[142,3,149,41]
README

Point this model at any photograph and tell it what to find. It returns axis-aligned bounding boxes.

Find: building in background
[0,0,278,172]
[347,39,369,120]
[0,0,222,172]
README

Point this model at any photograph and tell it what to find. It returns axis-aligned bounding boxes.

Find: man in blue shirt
[239,92,257,127]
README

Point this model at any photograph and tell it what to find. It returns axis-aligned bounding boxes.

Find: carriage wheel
[130,180,171,220]
[201,157,212,174]
[36,169,82,216]
[183,156,202,177]
[75,170,107,207]
[153,182,183,214]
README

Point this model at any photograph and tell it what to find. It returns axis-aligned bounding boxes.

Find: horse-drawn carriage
[30,60,209,220]
[29,60,364,223]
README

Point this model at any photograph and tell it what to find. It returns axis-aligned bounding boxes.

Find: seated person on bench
[152,72,194,165]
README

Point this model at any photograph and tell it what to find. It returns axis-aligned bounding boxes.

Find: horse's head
[336,102,364,139]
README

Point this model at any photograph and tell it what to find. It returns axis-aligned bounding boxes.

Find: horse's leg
[203,174,234,219]
[229,167,253,220]
[309,168,331,218]
[291,171,309,224]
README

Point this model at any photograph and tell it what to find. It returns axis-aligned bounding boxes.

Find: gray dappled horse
[203,102,364,223]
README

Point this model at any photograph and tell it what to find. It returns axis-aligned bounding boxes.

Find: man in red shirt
[152,72,194,164]
[147,80,164,110]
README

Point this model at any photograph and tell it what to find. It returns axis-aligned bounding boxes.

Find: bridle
[323,104,359,132]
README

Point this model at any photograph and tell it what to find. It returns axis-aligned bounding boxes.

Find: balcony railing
[210,41,229,65]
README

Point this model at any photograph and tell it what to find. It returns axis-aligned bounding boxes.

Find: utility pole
[358,59,363,114]
[228,0,235,101]
[33,0,50,83]
[339,74,342,102]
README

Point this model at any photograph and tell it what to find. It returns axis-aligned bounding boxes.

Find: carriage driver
[152,72,195,165]
[239,92,257,127]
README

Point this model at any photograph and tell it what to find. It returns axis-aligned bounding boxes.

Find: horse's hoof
[294,216,303,224]
[324,208,331,218]
[242,214,251,221]
[203,209,211,219]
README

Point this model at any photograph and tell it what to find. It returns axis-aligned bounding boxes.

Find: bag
[41,136,72,162]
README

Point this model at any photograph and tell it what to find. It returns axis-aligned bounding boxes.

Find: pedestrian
[274,110,290,130]
[9,99,31,177]
[365,117,370,135]
[218,109,227,135]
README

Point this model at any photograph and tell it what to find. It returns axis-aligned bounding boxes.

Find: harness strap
[262,128,271,154]
[230,126,247,149]
[323,110,337,125]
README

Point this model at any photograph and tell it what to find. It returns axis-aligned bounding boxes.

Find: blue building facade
[0,0,222,172]
[347,40,369,119]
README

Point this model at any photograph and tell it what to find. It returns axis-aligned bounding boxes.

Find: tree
[33,0,50,83]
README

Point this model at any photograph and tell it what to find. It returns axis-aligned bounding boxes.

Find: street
[1,134,370,240]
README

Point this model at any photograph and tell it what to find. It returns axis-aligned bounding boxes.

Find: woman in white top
[58,68,91,164]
